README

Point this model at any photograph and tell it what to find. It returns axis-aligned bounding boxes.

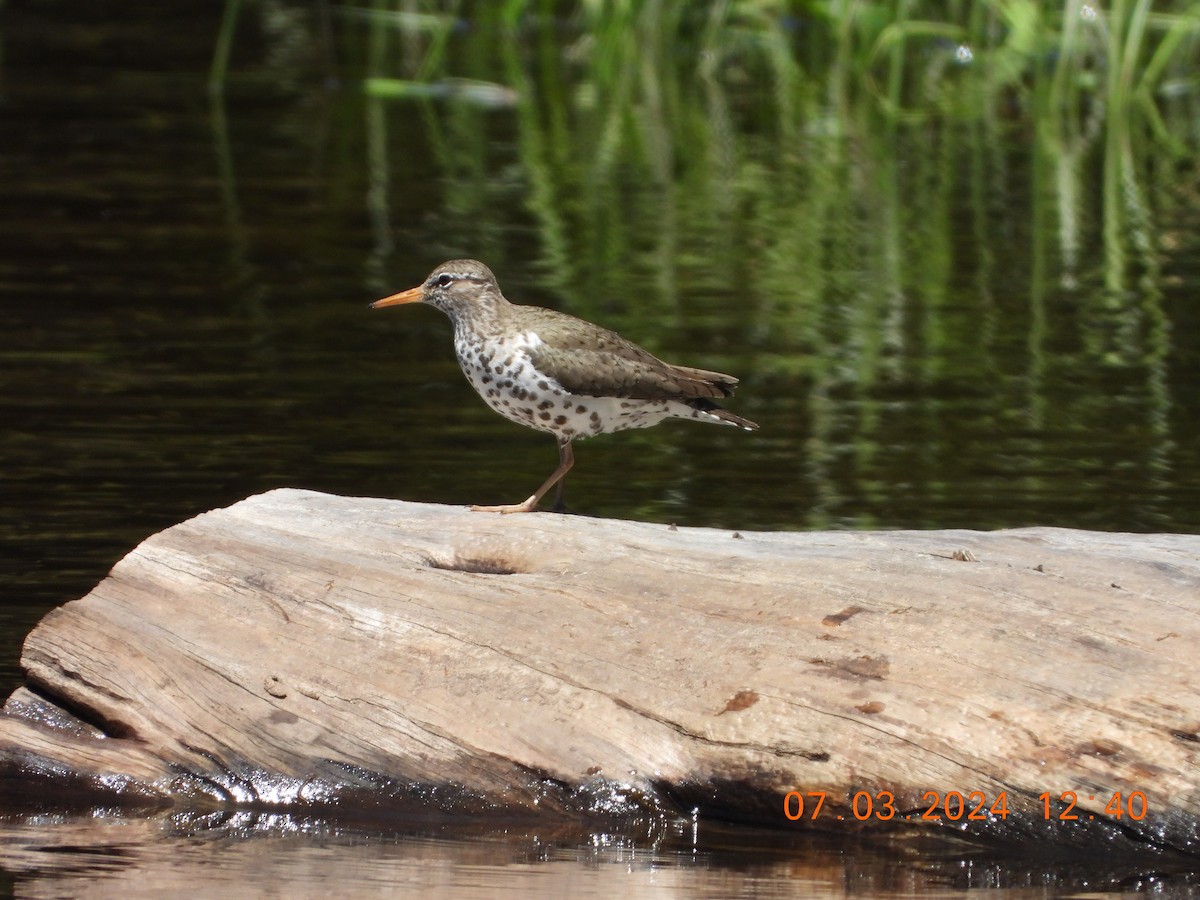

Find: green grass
[209,0,1194,405]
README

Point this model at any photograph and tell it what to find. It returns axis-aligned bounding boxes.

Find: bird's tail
[669,364,740,399]
[686,398,759,432]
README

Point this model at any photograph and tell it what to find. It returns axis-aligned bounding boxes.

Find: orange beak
[370,285,424,309]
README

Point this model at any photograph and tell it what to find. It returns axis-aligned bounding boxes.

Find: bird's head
[371,259,501,318]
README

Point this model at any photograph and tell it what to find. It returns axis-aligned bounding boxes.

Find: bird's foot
[470,495,540,514]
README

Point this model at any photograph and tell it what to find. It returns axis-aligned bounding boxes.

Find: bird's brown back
[503,304,739,402]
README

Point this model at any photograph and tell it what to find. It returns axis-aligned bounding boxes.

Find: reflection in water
[1,810,1195,898]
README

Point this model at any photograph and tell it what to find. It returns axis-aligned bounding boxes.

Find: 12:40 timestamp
[783,790,1149,822]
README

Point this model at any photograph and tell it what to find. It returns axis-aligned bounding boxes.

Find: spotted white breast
[452,329,686,441]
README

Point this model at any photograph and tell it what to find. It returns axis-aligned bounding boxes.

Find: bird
[371,259,758,514]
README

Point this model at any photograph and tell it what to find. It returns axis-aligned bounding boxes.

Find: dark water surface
[2,2,1199,894]
[2,809,1194,899]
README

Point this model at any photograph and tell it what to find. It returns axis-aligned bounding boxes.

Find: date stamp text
[782,790,1149,823]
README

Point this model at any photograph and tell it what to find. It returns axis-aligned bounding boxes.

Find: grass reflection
[195,0,1200,531]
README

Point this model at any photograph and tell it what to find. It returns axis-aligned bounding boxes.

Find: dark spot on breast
[590,411,600,422]
[575,405,587,414]
[554,415,567,425]
[539,411,551,421]
[481,375,492,385]
[538,400,553,410]
[503,355,514,366]
[538,380,549,390]
[822,606,867,627]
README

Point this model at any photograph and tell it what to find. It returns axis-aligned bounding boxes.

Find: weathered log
[1,489,1197,855]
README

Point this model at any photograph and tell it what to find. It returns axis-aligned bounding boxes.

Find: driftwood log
[1,488,1197,855]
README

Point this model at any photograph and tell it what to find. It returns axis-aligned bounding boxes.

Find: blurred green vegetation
[206,0,1200,529]
[292,0,1200,346]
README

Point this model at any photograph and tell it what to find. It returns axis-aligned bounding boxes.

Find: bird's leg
[472,440,574,514]
[549,471,570,514]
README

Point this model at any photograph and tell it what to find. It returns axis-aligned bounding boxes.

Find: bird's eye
[436,273,454,287]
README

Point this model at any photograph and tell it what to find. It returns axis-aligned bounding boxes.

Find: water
[1,2,1199,892]
[0,809,1195,898]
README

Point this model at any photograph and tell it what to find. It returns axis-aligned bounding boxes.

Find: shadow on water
[2,1,1200,892]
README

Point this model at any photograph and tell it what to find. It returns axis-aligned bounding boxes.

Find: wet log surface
[1,488,1197,856]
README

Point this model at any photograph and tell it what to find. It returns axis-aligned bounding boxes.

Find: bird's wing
[525,319,738,401]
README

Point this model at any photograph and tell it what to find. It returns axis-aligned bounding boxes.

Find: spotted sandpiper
[371,259,758,514]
